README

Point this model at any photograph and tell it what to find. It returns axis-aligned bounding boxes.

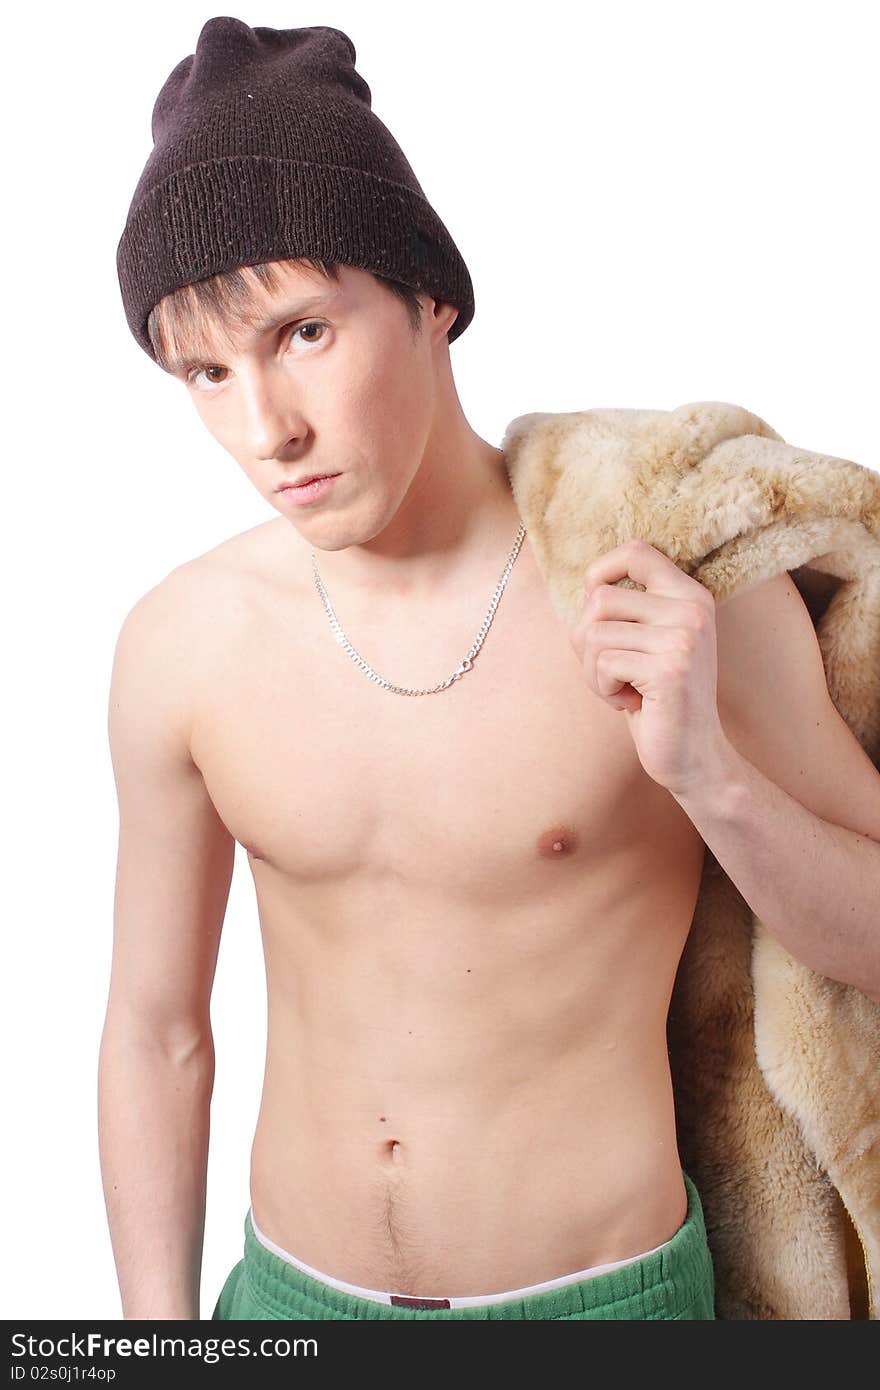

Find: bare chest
[186,540,692,905]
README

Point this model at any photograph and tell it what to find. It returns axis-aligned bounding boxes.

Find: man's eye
[186,321,328,389]
[292,320,326,347]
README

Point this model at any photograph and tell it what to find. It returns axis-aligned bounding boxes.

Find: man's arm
[674,569,880,1003]
[99,570,235,1319]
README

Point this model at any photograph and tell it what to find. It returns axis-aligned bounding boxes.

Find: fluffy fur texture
[501,400,879,1320]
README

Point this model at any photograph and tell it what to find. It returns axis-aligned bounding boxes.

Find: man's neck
[304,436,521,607]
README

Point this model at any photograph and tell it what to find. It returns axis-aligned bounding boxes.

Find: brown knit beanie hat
[116,16,475,362]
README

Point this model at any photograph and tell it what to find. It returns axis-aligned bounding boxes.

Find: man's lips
[276,473,342,506]
[276,473,339,491]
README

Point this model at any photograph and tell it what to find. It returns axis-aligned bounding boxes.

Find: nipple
[536,824,580,859]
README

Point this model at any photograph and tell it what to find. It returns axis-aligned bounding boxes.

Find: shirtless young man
[99,19,880,1323]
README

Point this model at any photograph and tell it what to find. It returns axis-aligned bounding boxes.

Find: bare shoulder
[179,515,305,603]
[133,517,296,627]
[113,518,306,749]
[109,564,209,768]
[110,521,283,748]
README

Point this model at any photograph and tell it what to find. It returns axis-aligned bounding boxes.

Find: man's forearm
[98,1020,214,1319]
[672,737,880,1002]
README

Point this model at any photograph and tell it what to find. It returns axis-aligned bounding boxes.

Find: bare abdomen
[247,923,692,1297]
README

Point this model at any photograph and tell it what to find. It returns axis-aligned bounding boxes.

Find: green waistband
[236,1170,715,1320]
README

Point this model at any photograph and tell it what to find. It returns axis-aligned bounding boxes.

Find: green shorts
[211,1169,715,1320]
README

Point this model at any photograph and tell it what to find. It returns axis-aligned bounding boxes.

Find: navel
[536,824,580,859]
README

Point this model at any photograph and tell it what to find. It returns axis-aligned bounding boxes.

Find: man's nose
[237,372,305,460]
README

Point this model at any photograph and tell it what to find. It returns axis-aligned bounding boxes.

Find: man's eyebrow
[167,294,334,375]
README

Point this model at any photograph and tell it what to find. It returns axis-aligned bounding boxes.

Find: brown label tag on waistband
[390,1294,452,1309]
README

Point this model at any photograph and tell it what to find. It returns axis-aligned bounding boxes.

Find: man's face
[172,261,452,552]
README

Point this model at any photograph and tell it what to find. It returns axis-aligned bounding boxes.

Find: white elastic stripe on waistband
[248,1205,673,1309]
[249,1206,393,1304]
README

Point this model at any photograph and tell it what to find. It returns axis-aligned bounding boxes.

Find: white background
[2,0,877,1319]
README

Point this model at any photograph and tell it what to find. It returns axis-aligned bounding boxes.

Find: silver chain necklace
[310,521,527,696]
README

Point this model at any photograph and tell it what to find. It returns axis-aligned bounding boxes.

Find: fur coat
[501,400,879,1320]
